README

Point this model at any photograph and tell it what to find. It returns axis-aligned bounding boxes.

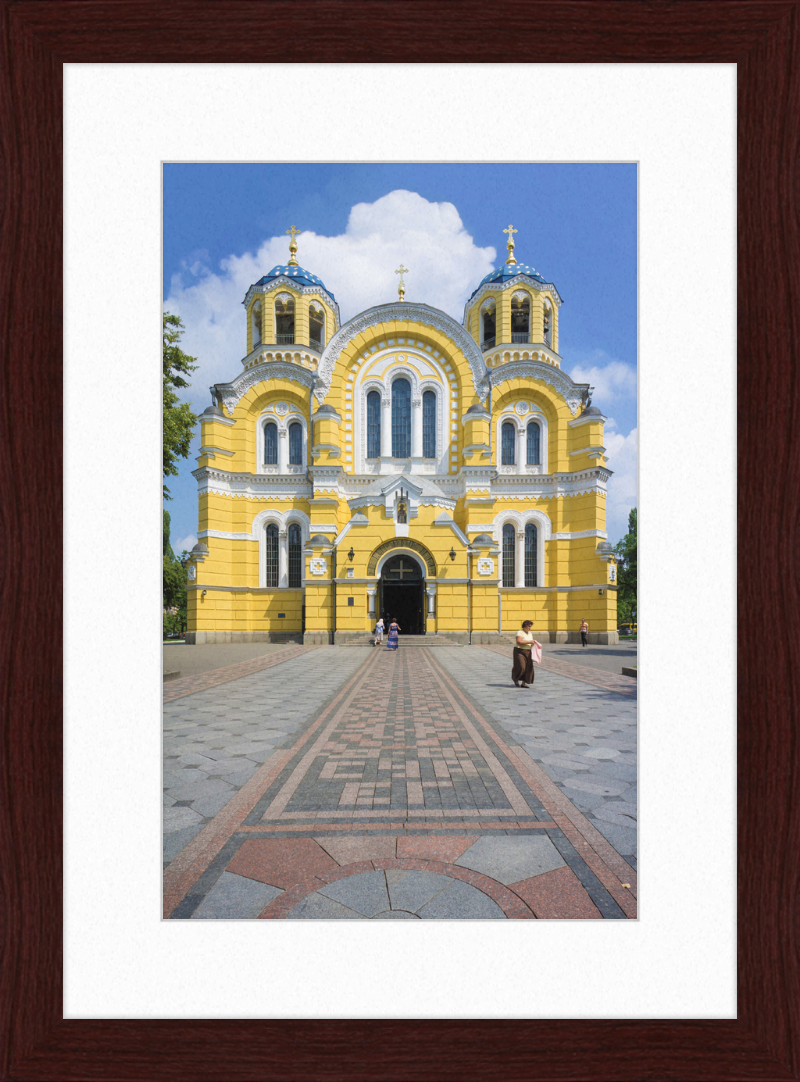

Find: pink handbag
[531,640,543,665]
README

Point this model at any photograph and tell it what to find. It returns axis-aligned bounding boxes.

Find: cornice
[193,466,313,501]
[490,361,590,416]
[213,362,316,415]
[315,302,490,405]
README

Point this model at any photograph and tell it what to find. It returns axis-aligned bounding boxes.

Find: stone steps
[340,634,463,648]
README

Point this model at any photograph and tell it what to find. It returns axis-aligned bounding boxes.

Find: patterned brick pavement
[482,644,637,698]
[163,644,318,702]
[164,646,637,920]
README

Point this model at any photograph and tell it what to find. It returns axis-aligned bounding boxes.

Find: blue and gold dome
[254,264,335,300]
[469,262,547,300]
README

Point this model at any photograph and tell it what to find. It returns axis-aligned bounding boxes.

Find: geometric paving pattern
[163,646,637,920]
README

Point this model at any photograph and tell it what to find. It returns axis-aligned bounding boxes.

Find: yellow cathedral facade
[185,226,618,645]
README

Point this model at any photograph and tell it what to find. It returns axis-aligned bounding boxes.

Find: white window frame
[257,408,308,474]
[495,407,548,474]
[493,507,552,589]
[252,508,310,589]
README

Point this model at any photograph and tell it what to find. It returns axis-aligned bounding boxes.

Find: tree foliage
[163,509,188,636]
[163,312,198,499]
[614,507,637,624]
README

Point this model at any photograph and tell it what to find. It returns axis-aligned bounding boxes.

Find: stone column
[411,397,423,457]
[278,428,288,472]
[381,397,392,458]
[517,426,526,471]
[367,587,377,616]
[516,530,525,588]
[278,530,288,587]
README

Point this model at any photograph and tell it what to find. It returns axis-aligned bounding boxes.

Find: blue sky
[163,163,637,549]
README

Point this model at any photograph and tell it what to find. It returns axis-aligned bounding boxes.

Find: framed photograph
[2,2,797,1078]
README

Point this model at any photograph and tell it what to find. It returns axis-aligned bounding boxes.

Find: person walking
[512,620,538,687]
[386,617,400,651]
[580,618,589,647]
[373,616,384,646]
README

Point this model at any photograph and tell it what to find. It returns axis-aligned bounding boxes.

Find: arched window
[422,390,436,458]
[524,524,538,587]
[511,292,530,343]
[526,421,541,465]
[502,524,516,587]
[543,302,553,348]
[392,378,411,458]
[366,390,381,458]
[288,422,303,465]
[265,524,279,588]
[264,421,278,465]
[275,295,294,344]
[309,302,324,349]
[288,523,302,588]
[481,301,496,351]
[251,300,262,348]
[501,421,516,465]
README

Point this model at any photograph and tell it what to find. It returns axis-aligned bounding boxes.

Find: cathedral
[185,226,618,645]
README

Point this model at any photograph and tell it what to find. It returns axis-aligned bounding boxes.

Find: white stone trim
[252,508,310,588]
[493,506,551,588]
[198,530,257,542]
[569,445,606,457]
[568,411,608,427]
[199,445,234,457]
[215,361,315,415]
[257,407,308,473]
[194,466,312,501]
[316,302,490,404]
[490,360,588,416]
[431,513,469,546]
[374,548,428,580]
[242,276,340,326]
[495,408,548,474]
[551,529,608,541]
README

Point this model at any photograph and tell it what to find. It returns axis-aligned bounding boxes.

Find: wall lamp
[201,590,207,598]
[347,547,355,562]
[598,588,604,596]
[449,548,457,562]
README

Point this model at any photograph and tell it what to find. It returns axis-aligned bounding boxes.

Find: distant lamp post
[449,548,457,562]
[347,547,355,562]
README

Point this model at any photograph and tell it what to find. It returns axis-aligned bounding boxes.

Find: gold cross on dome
[286,225,301,266]
[503,224,518,264]
[395,263,409,300]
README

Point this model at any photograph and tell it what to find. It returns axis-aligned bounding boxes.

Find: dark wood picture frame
[1,2,798,1079]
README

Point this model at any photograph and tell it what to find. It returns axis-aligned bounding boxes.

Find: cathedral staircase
[340,633,464,648]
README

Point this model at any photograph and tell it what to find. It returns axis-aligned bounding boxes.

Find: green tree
[614,507,637,625]
[163,312,198,499]
[163,509,188,637]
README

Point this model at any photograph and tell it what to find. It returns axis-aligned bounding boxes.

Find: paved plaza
[163,644,637,919]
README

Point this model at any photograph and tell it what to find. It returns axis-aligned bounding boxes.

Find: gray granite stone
[317,871,391,917]
[386,870,453,913]
[163,824,203,861]
[163,806,203,833]
[455,835,565,884]
[191,872,282,919]
[416,879,505,919]
[286,893,363,919]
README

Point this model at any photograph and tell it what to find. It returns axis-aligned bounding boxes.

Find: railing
[275,334,295,345]
[309,337,322,351]
[511,333,530,343]
[481,337,495,352]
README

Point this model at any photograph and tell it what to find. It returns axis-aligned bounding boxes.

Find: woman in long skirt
[512,620,535,687]
[386,618,400,650]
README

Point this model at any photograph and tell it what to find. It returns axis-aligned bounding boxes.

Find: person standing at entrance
[580,619,589,647]
[512,620,538,687]
[386,618,400,650]
[374,617,384,646]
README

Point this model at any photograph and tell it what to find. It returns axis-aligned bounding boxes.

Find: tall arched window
[265,524,279,587]
[309,302,324,349]
[288,523,302,588]
[543,302,553,347]
[511,292,530,343]
[366,390,381,458]
[501,421,516,465]
[392,378,411,458]
[264,421,278,465]
[288,422,303,465]
[422,390,436,458]
[502,524,516,587]
[526,421,541,465]
[251,300,262,347]
[524,524,538,587]
[275,295,295,344]
[481,301,496,351]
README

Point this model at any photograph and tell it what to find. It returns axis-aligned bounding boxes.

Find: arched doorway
[379,555,425,635]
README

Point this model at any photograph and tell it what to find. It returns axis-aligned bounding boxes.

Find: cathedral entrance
[379,555,425,635]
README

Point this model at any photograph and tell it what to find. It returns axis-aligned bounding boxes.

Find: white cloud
[603,424,638,545]
[570,354,637,410]
[164,190,495,409]
[173,533,197,554]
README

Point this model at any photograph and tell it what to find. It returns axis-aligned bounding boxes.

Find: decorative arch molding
[493,507,551,589]
[374,549,428,580]
[316,302,490,404]
[367,537,437,578]
[490,360,589,416]
[252,508,311,589]
[214,362,316,416]
[251,506,311,541]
